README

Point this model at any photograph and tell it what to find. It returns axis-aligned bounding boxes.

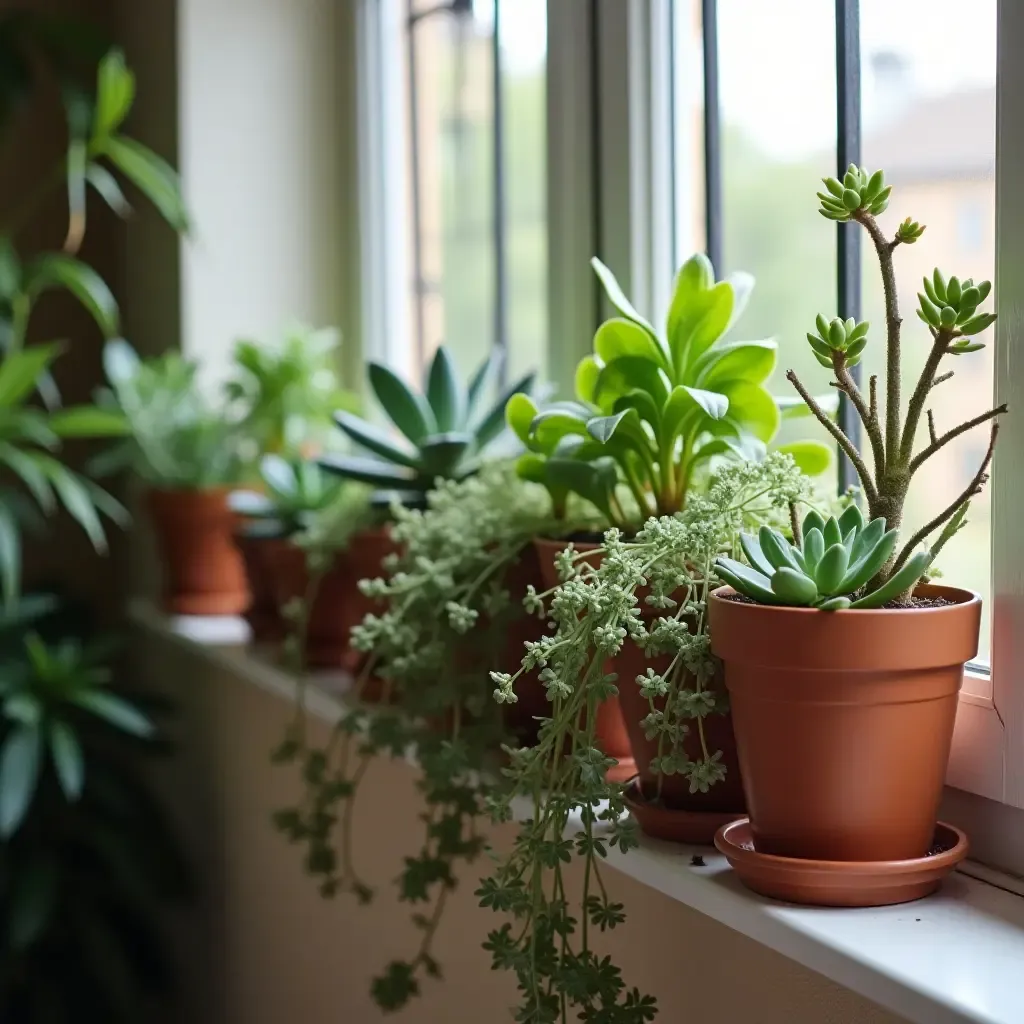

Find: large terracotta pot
[148,488,249,616]
[533,536,634,782]
[235,527,287,643]
[615,645,745,814]
[708,584,981,862]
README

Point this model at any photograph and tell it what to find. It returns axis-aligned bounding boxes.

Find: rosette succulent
[320,345,534,501]
[715,503,932,610]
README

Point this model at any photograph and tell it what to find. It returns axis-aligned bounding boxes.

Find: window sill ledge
[129,600,1024,1024]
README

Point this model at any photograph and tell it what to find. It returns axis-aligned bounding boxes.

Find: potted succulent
[708,166,1001,904]
[99,340,249,615]
[229,455,347,645]
[318,344,536,676]
[506,255,832,809]
[225,322,359,468]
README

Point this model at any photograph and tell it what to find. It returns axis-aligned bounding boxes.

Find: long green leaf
[102,135,189,231]
[466,349,499,421]
[48,404,128,437]
[86,163,132,216]
[720,380,780,443]
[0,503,20,606]
[419,433,472,478]
[0,723,42,836]
[319,453,421,490]
[590,258,659,339]
[694,339,777,389]
[505,393,538,446]
[49,719,84,800]
[72,689,153,738]
[92,48,135,140]
[474,371,536,451]
[0,344,62,408]
[0,445,53,512]
[38,461,108,551]
[24,255,119,337]
[594,318,670,373]
[367,363,435,444]
[425,346,464,432]
[776,440,833,477]
[334,411,421,468]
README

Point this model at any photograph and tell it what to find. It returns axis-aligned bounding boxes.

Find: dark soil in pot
[709,583,981,863]
[148,488,249,616]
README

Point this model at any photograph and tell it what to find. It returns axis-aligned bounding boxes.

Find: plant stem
[831,352,884,475]
[900,327,955,467]
[908,403,1006,477]
[855,211,902,467]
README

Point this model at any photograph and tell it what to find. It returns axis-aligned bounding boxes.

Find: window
[387,0,547,386]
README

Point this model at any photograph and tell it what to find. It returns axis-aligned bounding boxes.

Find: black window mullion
[835,0,863,491]
[701,0,723,275]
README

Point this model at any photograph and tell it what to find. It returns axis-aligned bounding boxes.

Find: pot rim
[708,583,981,616]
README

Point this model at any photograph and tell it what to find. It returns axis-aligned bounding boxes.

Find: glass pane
[861,0,996,660]
[714,0,839,490]
[404,0,547,389]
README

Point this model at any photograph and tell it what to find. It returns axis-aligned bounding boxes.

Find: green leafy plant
[785,165,1005,600]
[504,257,830,531]
[230,454,344,536]
[96,339,243,489]
[0,598,190,1021]
[715,502,933,609]
[272,465,559,1011]
[484,454,811,1023]
[226,323,359,464]
[320,346,535,499]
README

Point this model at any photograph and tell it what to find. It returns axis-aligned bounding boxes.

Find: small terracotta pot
[615,646,745,817]
[148,488,249,616]
[708,584,981,862]
[235,528,287,643]
[533,535,635,783]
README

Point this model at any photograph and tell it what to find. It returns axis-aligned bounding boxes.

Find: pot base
[624,778,743,845]
[714,818,968,908]
[165,591,249,616]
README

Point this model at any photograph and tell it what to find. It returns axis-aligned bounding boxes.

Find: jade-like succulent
[715,503,932,610]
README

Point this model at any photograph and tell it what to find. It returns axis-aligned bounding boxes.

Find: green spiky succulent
[715,504,933,610]
[818,165,892,221]
[806,314,869,369]
[918,270,995,351]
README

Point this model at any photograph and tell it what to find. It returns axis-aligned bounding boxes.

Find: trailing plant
[503,257,831,532]
[272,465,562,1011]
[96,339,244,489]
[320,345,536,499]
[0,598,190,1022]
[483,454,812,1023]
[715,503,933,609]
[229,454,344,537]
[226,323,359,466]
[781,165,1005,599]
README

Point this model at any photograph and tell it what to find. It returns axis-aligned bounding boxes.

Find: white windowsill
[128,600,1024,1024]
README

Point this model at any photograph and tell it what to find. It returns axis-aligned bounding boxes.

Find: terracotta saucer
[714,818,968,908]
[623,777,744,845]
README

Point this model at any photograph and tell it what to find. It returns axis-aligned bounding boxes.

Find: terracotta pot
[148,488,249,616]
[235,528,287,643]
[708,584,981,862]
[615,645,745,816]
[263,526,399,678]
[533,535,635,783]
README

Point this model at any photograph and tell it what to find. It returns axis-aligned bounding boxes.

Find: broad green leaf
[0,503,19,606]
[24,255,119,337]
[849,549,932,608]
[593,318,669,373]
[739,532,776,578]
[473,371,537,450]
[0,344,62,408]
[612,389,662,434]
[514,452,547,483]
[668,278,734,380]
[776,440,833,477]
[586,409,632,444]
[102,135,189,232]
[838,528,898,594]
[694,339,777,389]
[720,380,780,443]
[574,355,601,404]
[687,436,746,469]
[714,556,780,604]
[593,357,670,413]
[367,363,435,444]
[545,456,618,523]
[530,409,590,452]
[333,412,420,468]
[662,385,729,450]
[319,453,421,490]
[86,164,132,217]
[666,253,714,345]
[4,694,40,726]
[72,690,153,738]
[92,49,135,140]
[425,346,463,432]
[228,489,274,517]
[505,392,538,446]
[0,723,42,836]
[102,337,141,385]
[49,720,84,800]
[590,258,658,339]
[48,405,128,437]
